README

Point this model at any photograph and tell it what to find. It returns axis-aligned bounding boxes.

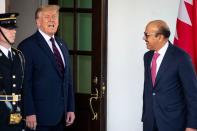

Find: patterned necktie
[50,37,64,76]
[151,52,160,86]
[8,51,13,61]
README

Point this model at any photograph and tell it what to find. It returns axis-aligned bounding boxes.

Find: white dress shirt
[0,45,12,58]
[152,41,169,75]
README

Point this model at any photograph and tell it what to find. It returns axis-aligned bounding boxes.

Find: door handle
[100,82,106,98]
[89,88,98,120]
[89,76,106,120]
[93,76,98,85]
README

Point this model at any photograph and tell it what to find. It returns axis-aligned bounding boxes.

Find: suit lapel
[147,51,154,88]
[154,43,174,88]
[35,31,62,76]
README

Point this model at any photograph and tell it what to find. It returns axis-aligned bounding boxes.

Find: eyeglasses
[143,32,158,39]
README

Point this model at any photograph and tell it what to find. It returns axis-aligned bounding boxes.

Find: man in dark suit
[0,13,25,131]
[142,20,197,131]
[18,5,75,131]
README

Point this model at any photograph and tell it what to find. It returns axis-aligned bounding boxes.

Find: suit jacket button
[12,75,16,79]
[152,92,156,96]
[13,84,16,87]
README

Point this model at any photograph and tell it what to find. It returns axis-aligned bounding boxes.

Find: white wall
[107,0,179,131]
[0,0,5,13]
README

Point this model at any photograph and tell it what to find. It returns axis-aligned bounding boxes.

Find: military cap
[0,13,19,29]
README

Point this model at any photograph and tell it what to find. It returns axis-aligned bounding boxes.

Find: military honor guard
[0,13,25,131]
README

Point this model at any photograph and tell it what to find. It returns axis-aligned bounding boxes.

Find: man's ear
[158,34,165,42]
[36,19,40,27]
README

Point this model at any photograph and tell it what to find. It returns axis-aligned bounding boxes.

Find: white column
[0,0,5,13]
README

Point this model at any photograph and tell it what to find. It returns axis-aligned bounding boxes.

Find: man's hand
[185,128,197,131]
[26,115,37,130]
[66,112,75,126]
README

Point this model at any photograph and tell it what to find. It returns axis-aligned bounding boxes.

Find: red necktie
[151,52,160,86]
[50,37,64,76]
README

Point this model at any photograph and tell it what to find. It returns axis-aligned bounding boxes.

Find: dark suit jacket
[142,42,197,131]
[18,31,75,126]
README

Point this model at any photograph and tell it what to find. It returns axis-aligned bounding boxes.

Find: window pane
[59,0,74,8]
[77,0,92,8]
[77,56,91,94]
[77,13,92,51]
[59,12,74,50]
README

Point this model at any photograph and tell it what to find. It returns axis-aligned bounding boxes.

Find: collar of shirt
[157,41,169,57]
[0,44,12,58]
[39,29,58,53]
[38,29,54,47]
